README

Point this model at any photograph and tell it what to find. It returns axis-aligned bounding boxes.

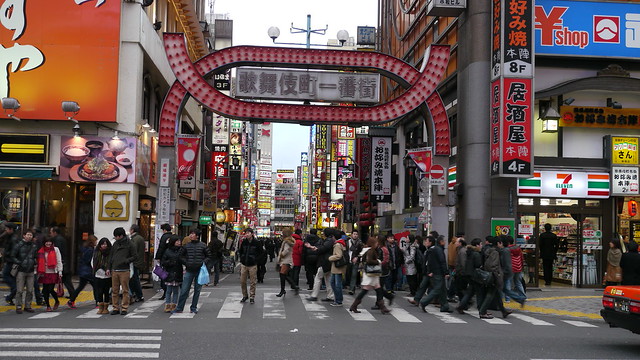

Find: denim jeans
[176,270,202,312]
[419,274,450,311]
[165,284,180,304]
[349,262,360,291]
[330,274,343,304]
[2,263,17,301]
[210,258,220,285]
[385,267,402,291]
[504,273,527,303]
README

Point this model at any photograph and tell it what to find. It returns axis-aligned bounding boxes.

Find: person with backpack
[328,234,348,306]
[302,229,321,290]
[174,229,210,314]
[456,238,483,314]
[478,236,511,319]
[67,237,97,309]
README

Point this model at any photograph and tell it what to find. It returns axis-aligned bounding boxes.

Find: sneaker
[240,297,248,303]
[67,301,76,309]
[249,298,255,304]
[321,298,334,302]
[407,299,418,306]
[46,306,52,312]
[120,310,128,316]
[171,309,183,314]
[36,299,45,306]
[329,302,343,307]
[136,297,145,303]
[440,308,453,313]
[348,290,354,295]
[15,307,23,314]
[190,309,198,314]
[111,310,120,315]
[480,313,494,319]
[53,301,59,311]
[24,308,34,313]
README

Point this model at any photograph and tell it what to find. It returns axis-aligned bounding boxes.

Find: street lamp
[268,14,349,48]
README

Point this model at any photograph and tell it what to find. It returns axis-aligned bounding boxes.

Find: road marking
[302,298,329,319]
[0,342,160,349]
[76,308,102,319]
[217,292,244,318]
[263,292,286,319]
[422,305,467,324]
[0,328,162,334]
[467,312,510,324]
[125,300,165,319]
[343,296,376,321]
[509,313,554,326]
[0,351,159,358]
[562,320,598,327]
[28,312,62,319]
[388,304,422,323]
[0,335,162,341]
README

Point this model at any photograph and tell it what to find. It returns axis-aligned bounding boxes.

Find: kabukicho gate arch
[158,33,451,233]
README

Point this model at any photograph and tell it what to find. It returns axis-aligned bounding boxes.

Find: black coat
[182,241,210,272]
[313,236,335,272]
[239,236,263,266]
[539,231,559,260]
[425,245,447,276]
[620,251,640,285]
[387,244,404,270]
[109,237,136,271]
[161,246,184,283]
[303,234,320,266]
[155,232,172,260]
[11,240,37,272]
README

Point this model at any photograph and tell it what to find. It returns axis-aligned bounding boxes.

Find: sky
[213,0,378,170]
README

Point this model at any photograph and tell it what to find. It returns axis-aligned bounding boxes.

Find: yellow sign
[559,106,640,130]
[98,191,130,221]
[612,137,639,165]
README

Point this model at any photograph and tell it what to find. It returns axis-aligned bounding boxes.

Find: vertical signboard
[490,0,534,177]
[371,137,392,202]
[357,137,372,192]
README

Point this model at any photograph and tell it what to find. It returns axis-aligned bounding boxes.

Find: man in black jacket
[207,230,224,286]
[418,235,453,313]
[109,227,137,315]
[11,229,37,314]
[154,223,172,300]
[307,228,336,302]
[303,229,320,290]
[1,222,19,305]
[539,223,559,286]
[174,229,210,314]
[238,228,263,304]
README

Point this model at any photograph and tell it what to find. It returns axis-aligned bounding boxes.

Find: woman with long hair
[92,237,112,314]
[67,236,97,309]
[36,238,62,312]
[604,238,623,286]
[349,235,391,314]
[161,235,184,312]
[276,229,299,297]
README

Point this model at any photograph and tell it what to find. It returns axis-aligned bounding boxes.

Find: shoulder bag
[153,264,168,280]
[364,263,382,274]
[472,268,494,286]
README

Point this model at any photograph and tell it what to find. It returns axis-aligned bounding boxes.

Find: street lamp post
[268,14,349,48]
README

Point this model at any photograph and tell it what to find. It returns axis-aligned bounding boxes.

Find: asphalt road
[1,268,638,360]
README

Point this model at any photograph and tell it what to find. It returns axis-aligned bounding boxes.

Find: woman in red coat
[291,233,304,290]
[36,238,63,312]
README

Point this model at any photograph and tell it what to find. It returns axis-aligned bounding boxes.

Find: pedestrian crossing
[6,291,604,329]
[0,327,162,358]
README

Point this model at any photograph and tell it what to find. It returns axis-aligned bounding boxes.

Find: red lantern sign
[629,200,638,217]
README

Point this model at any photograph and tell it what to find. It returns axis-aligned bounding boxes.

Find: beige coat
[328,242,347,275]
[277,236,295,266]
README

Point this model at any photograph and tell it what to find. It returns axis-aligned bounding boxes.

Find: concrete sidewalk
[504,286,604,320]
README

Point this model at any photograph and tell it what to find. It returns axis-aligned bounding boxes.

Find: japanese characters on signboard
[211,144,229,180]
[213,70,231,91]
[490,80,502,176]
[612,167,639,195]
[336,140,355,194]
[501,78,533,176]
[611,137,639,165]
[491,0,503,80]
[338,126,356,139]
[357,137,372,192]
[502,0,533,78]
[0,1,120,122]
[212,116,229,144]
[371,137,392,203]
[157,187,171,224]
[560,107,640,130]
[357,26,376,46]
[534,0,640,59]
[234,68,379,104]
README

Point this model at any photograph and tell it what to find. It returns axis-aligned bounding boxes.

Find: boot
[377,300,391,314]
[164,304,171,313]
[349,298,362,313]
[171,304,177,311]
[276,290,286,297]
[96,303,103,314]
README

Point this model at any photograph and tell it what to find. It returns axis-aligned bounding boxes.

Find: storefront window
[540,198,579,206]
[518,198,534,206]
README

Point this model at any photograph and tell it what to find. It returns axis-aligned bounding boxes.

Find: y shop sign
[535,0,640,59]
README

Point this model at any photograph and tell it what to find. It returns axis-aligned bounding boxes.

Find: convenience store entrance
[517,198,607,288]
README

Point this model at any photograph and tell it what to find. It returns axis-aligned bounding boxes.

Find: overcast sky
[213,0,378,170]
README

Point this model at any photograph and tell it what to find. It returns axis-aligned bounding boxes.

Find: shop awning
[0,166,56,179]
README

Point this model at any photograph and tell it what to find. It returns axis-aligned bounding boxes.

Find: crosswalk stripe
[28,312,61,319]
[125,300,165,319]
[0,351,159,358]
[301,298,329,319]
[263,292,286,319]
[0,335,162,341]
[342,296,376,321]
[467,312,510,324]
[0,342,161,349]
[509,313,554,326]
[217,292,243,318]
[77,308,102,319]
[388,304,422,323]
[0,328,162,334]
[562,320,598,327]
[422,305,467,324]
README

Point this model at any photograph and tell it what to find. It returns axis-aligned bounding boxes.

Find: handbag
[334,254,348,268]
[153,264,168,280]
[473,268,494,286]
[56,276,64,297]
[197,263,210,285]
[279,264,290,275]
[604,264,623,283]
[10,264,19,277]
[364,263,382,274]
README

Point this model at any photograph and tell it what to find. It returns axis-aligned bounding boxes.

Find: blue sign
[535,0,640,59]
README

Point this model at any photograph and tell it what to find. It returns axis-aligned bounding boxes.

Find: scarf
[93,248,110,272]
[37,246,57,273]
